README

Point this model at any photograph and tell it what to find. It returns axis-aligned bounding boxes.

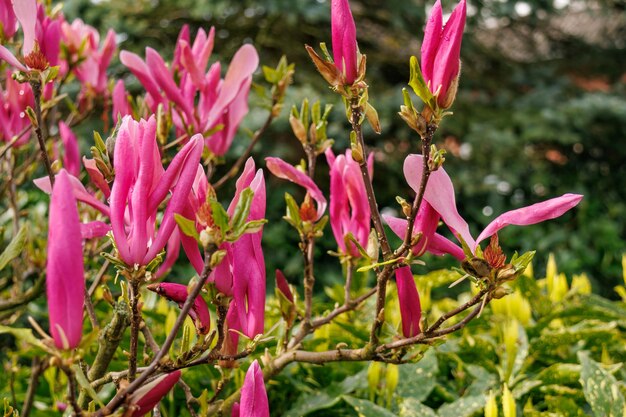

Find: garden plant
[0,0,624,416]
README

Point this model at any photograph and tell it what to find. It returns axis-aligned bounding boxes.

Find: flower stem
[29,80,55,187]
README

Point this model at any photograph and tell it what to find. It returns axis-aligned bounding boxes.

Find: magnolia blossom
[265,157,327,221]
[385,154,584,258]
[209,158,266,339]
[421,0,466,107]
[147,282,211,334]
[395,266,422,338]
[232,360,270,417]
[62,19,116,95]
[126,371,181,417]
[109,115,203,266]
[0,70,34,147]
[331,0,358,84]
[0,0,17,39]
[120,26,258,156]
[112,79,131,123]
[0,0,62,72]
[325,148,372,257]
[46,169,84,349]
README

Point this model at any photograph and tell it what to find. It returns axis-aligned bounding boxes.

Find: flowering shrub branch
[0,0,586,416]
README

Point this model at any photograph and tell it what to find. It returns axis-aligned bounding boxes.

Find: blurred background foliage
[62,0,625,295]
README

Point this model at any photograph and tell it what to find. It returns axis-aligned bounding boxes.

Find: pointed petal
[331,0,358,84]
[265,157,327,220]
[431,0,466,103]
[420,0,443,84]
[59,121,80,177]
[395,266,421,338]
[475,193,583,247]
[128,371,181,417]
[239,360,270,417]
[80,221,111,239]
[0,44,26,70]
[12,0,36,55]
[147,282,211,334]
[47,169,84,349]
[404,154,475,249]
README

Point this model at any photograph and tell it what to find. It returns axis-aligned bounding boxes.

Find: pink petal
[119,50,163,105]
[206,44,258,127]
[128,371,181,417]
[147,282,211,334]
[403,154,475,249]
[395,266,421,338]
[331,0,358,84]
[34,174,110,216]
[239,360,269,417]
[275,269,294,303]
[0,44,26,70]
[47,169,84,349]
[420,0,443,85]
[431,0,466,104]
[82,157,111,198]
[265,157,327,221]
[12,0,36,55]
[80,221,111,239]
[475,193,583,248]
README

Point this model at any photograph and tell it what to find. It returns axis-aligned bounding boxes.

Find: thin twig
[30,80,55,187]
[93,245,217,417]
[84,287,99,330]
[128,279,142,382]
[21,357,45,417]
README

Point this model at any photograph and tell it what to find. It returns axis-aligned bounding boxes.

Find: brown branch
[29,80,55,187]
[93,245,217,417]
[128,278,142,382]
[84,287,99,330]
[21,357,46,417]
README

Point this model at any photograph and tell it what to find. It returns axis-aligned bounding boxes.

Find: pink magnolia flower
[265,157,327,221]
[325,148,372,257]
[120,27,258,156]
[232,360,269,417]
[0,70,34,147]
[47,169,84,349]
[421,0,466,107]
[57,121,80,177]
[209,158,266,339]
[331,0,358,85]
[147,282,211,334]
[0,0,17,39]
[62,20,116,96]
[109,115,203,266]
[388,154,584,257]
[0,1,62,72]
[395,266,421,338]
[127,371,181,417]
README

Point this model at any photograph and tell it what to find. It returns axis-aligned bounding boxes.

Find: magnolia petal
[12,0,36,55]
[395,266,421,338]
[128,371,181,417]
[403,154,475,249]
[59,121,80,177]
[475,193,584,248]
[80,221,111,239]
[47,170,84,349]
[265,157,327,220]
[147,282,211,334]
[331,0,358,84]
[239,360,270,417]
[420,0,443,84]
[34,174,110,216]
[0,44,26,70]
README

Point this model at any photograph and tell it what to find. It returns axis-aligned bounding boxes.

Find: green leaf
[283,192,302,231]
[578,351,625,417]
[511,250,536,273]
[0,225,28,271]
[174,214,199,241]
[437,394,486,417]
[342,396,397,417]
[396,349,438,402]
[72,364,105,407]
[230,187,254,234]
[408,56,435,108]
[399,398,438,417]
[0,325,46,351]
[209,199,230,235]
